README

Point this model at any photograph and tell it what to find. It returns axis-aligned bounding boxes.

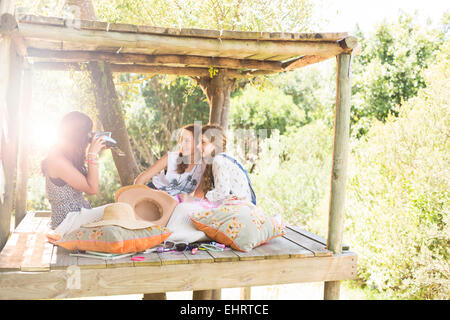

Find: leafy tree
[230,85,305,136]
[342,40,449,299]
[95,0,316,32]
[351,12,445,137]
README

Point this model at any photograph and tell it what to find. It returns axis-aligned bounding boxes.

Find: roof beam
[31,62,276,78]
[26,48,284,71]
[16,22,351,59]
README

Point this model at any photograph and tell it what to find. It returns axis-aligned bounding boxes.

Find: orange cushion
[55,225,172,254]
[190,200,284,252]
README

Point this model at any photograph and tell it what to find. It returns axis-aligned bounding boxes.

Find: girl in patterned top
[134,123,206,198]
[182,124,253,203]
[41,111,106,230]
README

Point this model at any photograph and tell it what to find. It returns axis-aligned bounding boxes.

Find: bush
[250,120,332,229]
[343,40,450,299]
[230,86,305,136]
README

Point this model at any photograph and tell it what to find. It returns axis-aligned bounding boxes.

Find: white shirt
[205,153,253,203]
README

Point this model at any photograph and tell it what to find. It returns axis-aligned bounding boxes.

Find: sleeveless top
[45,175,91,229]
[152,152,206,197]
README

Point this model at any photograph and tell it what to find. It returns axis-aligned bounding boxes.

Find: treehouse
[0,1,358,300]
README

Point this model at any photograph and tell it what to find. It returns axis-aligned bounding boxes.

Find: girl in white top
[182,124,253,203]
[134,123,206,198]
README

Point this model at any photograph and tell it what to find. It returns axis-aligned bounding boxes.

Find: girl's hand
[179,193,196,202]
[88,136,106,155]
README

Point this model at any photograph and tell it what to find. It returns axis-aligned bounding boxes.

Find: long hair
[175,123,202,174]
[199,124,227,195]
[42,111,93,177]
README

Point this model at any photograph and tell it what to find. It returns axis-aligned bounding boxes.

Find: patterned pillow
[55,225,172,254]
[190,200,285,252]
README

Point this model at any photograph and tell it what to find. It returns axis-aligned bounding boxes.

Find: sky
[317,0,449,33]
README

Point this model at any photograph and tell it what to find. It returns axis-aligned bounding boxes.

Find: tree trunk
[196,71,236,131]
[192,71,236,300]
[74,0,139,186]
[87,61,140,186]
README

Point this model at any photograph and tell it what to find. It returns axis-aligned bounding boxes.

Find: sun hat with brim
[114,184,179,227]
[82,202,155,230]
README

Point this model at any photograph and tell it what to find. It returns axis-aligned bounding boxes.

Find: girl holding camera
[41,111,107,236]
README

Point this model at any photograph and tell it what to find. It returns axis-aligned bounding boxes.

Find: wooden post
[240,287,251,300]
[142,292,167,300]
[324,53,352,300]
[0,0,20,250]
[14,67,31,228]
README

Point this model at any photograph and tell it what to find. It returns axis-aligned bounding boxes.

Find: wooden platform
[0,211,357,300]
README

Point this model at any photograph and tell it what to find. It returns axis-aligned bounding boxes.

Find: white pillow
[166,202,210,243]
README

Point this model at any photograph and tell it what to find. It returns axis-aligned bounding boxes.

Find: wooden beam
[338,36,358,51]
[324,53,352,300]
[16,22,349,59]
[31,61,276,78]
[0,253,357,299]
[18,14,349,42]
[26,48,284,71]
[282,54,334,71]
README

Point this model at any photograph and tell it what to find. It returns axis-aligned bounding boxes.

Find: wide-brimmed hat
[114,185,178,227]
[82,202,155,230]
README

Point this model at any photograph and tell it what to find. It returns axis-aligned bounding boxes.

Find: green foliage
[230,86,305,136]
[268,65,336,128]
[249,120,332,228]
[95,0,315,32]
[343,41,450,299]
[351,13,445,137]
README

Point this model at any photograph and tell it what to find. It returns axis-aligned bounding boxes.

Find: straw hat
[82,202,155,230]
[114,185,179,227]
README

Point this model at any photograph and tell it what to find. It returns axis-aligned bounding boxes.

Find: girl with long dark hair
[183,124,255,203]
[134,123,206,197]
[41,111,106,231]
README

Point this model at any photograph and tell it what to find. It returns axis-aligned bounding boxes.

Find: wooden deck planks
[1,212,347,273]
[283,227,333,257]
[132,251,161,267]
[50,245,77,270]
[14,211,37,232]
[158,250,190,265]
[206,248,240,262]
[0,212,358,299]
[0,232,31,271]
[287,225,350,251]
[234,236,314,261]
[20,232,53,271]
[183,249,215,264]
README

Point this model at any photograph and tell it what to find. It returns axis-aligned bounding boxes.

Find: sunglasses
[158,241,199,252]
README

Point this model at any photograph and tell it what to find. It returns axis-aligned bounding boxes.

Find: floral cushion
[190,200,285,252]
[55,225,172,254]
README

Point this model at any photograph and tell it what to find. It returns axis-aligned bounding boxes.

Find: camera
[88,131,118,148]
